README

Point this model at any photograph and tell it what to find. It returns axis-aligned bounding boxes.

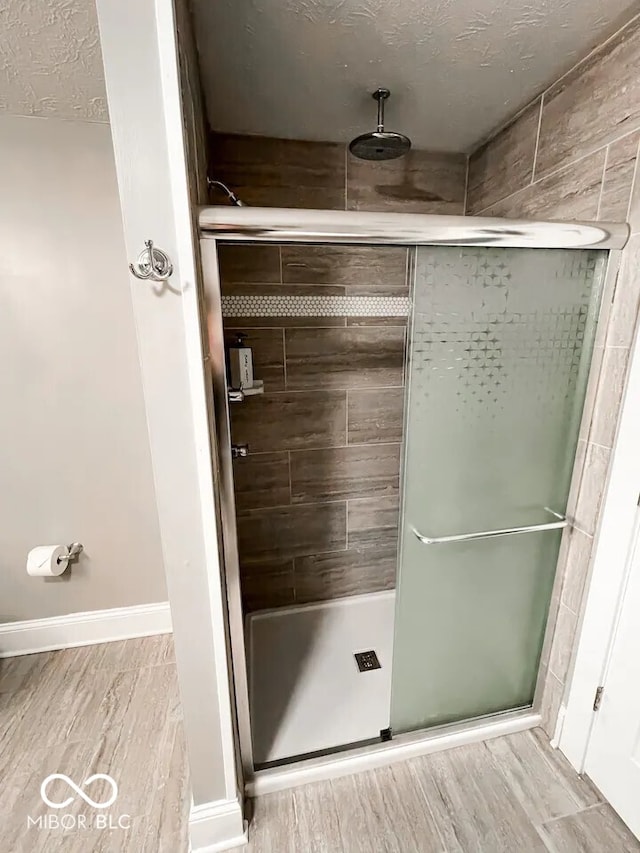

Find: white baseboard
[189,798,247,852]
[0,602,172,657]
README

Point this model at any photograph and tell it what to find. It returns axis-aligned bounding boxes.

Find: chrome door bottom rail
[413,508,568,545]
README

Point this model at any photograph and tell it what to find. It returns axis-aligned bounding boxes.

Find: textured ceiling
[192,0,639,152]
[0,0,107,121]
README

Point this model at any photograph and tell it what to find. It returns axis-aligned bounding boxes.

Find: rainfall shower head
[349,88,411,161]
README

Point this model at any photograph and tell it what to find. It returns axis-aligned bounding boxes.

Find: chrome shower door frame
[198,206,627,794]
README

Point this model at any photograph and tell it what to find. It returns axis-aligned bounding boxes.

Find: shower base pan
[247,590,395,765]
[246,590,540,796]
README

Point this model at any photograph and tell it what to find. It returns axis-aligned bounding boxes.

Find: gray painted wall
[0,114,167,622]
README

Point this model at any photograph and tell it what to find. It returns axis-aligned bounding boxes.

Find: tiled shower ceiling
[192,0,639,152]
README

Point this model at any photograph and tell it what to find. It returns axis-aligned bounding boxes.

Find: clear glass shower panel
[390,246,607,734]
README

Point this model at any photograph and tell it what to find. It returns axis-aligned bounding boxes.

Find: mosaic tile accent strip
[221,294,411,318]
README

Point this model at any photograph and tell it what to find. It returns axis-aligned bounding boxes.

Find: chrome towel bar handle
[412,508,568,545]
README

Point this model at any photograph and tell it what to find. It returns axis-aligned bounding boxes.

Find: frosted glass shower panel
[390,247,607,734]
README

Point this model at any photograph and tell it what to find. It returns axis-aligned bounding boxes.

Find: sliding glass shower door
[390,246,607,734]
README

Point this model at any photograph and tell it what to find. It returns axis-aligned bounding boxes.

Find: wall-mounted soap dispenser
[228,332,254,390]
[225,333,265,402]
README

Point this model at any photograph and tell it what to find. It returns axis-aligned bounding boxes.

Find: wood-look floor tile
[97,662,181,732]
[486,729,601,824]
[294,545,397,603]
[4,632,637,853]
[233,452,291,511]
[67,634,175,673]
[528,728,602,803]
[224,328,285,392]
[347,149,466,214]
[285,326,405,390]
[540,803,640,852]
[347,387,405,444]
[134,718,190,850]
[468,100,541,213]
[290,444,400,503]
[19,669,181,822]
[237,502,347,564]
[281,245,408,294]
[409,742,548,852]
[1,638,186,853]
[4,652,112,752]
[230,391,347,452]
[347,496,400,549]
[23,817,152,853]
[289,780,343,853]
[0,651,53,693]
[39,818,177,853]
[246,790,299,853]
[329,764,446,852]
[3,725,171,850]
[65,725,180,821]
[0,686,30,765]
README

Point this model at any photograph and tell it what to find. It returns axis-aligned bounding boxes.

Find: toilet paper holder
[59,543,84,566]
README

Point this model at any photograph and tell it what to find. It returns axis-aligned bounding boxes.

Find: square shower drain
[354,650,381,672]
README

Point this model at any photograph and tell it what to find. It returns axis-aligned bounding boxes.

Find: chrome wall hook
[129,239,173,281]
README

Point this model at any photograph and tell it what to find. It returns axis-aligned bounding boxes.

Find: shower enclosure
[199,208,625,791]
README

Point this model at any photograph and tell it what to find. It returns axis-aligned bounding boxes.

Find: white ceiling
[192,0,639,153]
[0,0,107,121]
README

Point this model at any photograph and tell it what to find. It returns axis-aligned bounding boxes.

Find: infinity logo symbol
[40,774,118,809]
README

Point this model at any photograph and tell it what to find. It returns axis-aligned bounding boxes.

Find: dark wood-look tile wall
[218,248,406,611]
[236,502,347,564]
[290,445,401,504]
[230,391,347,452]
[211,132,467,214]
[211,134,466,611]
[217,244,281,282]
[226,279,407,610]
[285,327,406,391]
[281,245,409,294]
[347,388,405,444]
[211,133,346,209]
[346,149,467,214]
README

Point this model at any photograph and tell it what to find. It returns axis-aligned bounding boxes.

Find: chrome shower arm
[375,88,387,132]
[207,179,245,207]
